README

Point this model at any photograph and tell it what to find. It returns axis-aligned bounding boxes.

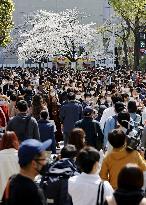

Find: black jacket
[104,189,144,205]
[75,117,104,149]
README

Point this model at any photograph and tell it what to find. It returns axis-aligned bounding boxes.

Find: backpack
[40,173,73,205]
[40,159,77,205]
[18,116,31,142]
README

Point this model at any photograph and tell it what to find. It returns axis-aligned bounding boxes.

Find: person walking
[7,100,40,142]
[60,92,83,145]
[75,106,103,150]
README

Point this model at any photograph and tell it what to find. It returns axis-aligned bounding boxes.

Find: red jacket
[0,107,6,127]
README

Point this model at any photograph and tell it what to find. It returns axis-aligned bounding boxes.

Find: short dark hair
[114,102,125,113]
[68,92,75,101]
[61,145,77,159]
[117,111,130,129]
[40,110,49,120]
[10,93,17,101]
[108,129,126,148]
[111,93,123,105]
[118,163,143,190]
[16,100,28,112]
[128,101,137,113]
[77,146,100,174]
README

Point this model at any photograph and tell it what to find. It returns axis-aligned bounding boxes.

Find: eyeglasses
[34,158,47,162]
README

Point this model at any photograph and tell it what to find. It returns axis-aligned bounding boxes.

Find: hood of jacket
[47,158,78,177]
[109,147,134,160]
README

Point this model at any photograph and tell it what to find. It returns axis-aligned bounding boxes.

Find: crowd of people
[1,65,146,204]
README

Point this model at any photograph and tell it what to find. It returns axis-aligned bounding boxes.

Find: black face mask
[35,162,49,175]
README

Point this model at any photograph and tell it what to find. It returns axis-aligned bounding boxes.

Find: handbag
[96,181,104,205]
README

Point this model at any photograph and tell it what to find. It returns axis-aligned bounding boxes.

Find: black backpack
[40,159,77,205]
[40,172,73,205]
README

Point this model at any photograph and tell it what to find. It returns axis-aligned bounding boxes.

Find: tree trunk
[134,31,140,70]
[123,38,129,68]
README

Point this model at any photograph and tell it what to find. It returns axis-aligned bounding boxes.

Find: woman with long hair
[31,94,47,121]
[69,128,85,152]
[0,131,20,201]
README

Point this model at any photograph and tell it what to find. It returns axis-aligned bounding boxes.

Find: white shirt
[100,107,115,131]
[68,173,113,205]
[0,148,20,200]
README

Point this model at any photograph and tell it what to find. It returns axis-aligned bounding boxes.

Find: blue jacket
[38,119,56,154]
[103,115,117,147]
[60,100,83,133]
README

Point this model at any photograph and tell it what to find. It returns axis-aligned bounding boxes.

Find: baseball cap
[83,106,94,116]
[18,139,52,167]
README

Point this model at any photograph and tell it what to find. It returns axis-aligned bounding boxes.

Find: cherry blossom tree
[7,8,103,62]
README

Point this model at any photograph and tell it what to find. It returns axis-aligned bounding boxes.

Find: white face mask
[100,99,105,104]
[86,97,91,102]
[51,92,56,97]
[90,91,94,95]
[125,88,130,93]
[76,95,81,100]
[106,96,111,102]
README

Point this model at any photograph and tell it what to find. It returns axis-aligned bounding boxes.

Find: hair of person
[69,128,85,152]
[16,100,28,112]
[32,94,45,120]
[117,111,130,129]
[118,163,143,190]
[67,92,76,101]
[108,129,126,148]
[128,101,137,113]
[16,95,24,103]
[60,144,77,159]
[84,93,92,98]
[40,110,49,120]
[10,93,17,101]
[0,131,19,150]
[77,146,100,174]
[111,93,123,105]
[114,102,125,113]
[32,94,43,106]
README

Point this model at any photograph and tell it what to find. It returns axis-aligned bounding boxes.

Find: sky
[13,0,110,25]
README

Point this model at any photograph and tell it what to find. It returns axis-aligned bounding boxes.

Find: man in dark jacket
[7,100,40,142]
[60,92,83,145]
[75,106,104,150]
